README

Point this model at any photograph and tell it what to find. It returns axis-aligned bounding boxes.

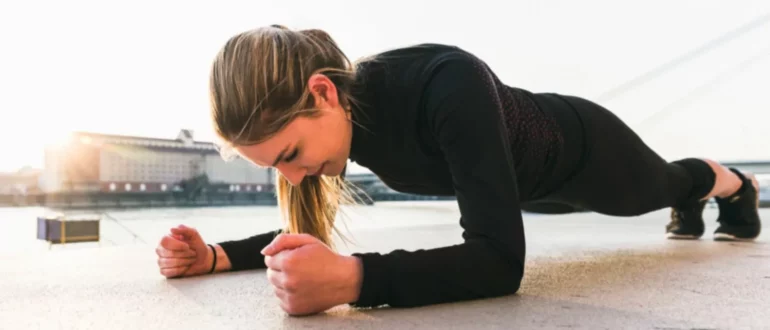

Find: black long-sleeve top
[218,43,567,309]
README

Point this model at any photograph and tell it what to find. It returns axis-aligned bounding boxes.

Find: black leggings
[521,93,716,216]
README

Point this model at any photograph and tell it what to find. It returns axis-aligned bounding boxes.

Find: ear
[307,74,340,109]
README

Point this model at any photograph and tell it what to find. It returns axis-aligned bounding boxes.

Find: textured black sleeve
[217,229,282,271]
[350,55,526,308]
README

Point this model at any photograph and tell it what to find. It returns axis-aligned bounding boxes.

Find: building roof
[71,129,219,153]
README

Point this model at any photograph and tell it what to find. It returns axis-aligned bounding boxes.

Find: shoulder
[416,47,501,124]
[366,43,471,62]
[415,48,511,148]
[354,43,486,84]
[349,43,502,136]
[352,43,495,117]
[349,43,491,123]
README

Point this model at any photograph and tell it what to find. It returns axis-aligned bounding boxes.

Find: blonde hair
[209,25,363,247]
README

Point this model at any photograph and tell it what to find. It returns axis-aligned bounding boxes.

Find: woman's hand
[156,224,213,278]
[262,234,364,316]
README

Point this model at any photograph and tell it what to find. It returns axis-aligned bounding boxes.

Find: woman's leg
[700,159,743,200]
[531,93,761,241]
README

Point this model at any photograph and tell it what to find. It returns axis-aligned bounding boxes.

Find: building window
[125,183,132,191]
[246,185,252,191]
[161,184,167,191]
[109,183,116,191]
[140,183,146,191]
[256,185,262,192]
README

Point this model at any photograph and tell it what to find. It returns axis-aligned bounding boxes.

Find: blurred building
[40,129,273,193]
[0,167,42,195]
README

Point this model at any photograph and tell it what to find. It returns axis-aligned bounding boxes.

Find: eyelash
[284,149,299,162]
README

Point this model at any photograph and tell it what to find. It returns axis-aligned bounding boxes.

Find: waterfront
[2,200,763,256]
[0,201,469,255]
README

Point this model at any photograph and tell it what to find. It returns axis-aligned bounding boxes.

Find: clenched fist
[156,224,213,278]
[261,233,364,316]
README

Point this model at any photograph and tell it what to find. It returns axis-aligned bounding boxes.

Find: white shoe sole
[666,232,701,240]
[713,232,758,242]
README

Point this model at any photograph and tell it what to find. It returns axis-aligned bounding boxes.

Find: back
[348,43,565,199]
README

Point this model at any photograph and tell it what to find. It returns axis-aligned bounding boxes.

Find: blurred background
[1,0,769,253]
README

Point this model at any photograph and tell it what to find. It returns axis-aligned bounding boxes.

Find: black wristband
[207,244,217,274]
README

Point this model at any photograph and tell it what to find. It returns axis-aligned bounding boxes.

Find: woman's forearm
[216,229,283,271]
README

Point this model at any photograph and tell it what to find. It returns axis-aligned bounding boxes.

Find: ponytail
[276,173,358,248]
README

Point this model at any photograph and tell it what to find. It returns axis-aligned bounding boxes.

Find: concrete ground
[1,206,769,330]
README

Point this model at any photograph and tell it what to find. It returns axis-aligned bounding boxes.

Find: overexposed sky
[0,0,769,173]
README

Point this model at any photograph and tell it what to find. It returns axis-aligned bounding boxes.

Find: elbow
[505,271,523,295]
[471,259,522,300]
[491,260,523,297]
[487,241,524,296]
[481,239,525,298]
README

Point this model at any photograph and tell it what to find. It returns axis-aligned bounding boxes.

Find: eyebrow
[271,145,290,167]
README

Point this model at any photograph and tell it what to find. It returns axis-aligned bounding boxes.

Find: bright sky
[1,0,769,173]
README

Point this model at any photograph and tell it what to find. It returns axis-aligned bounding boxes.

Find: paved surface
[2,206,769,330]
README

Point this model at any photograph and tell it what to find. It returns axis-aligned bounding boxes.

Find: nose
[274,164,307,186]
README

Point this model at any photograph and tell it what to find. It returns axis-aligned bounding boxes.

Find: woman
[155,25,762,315]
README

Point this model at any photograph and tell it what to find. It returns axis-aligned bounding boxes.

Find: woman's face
[233,74,353,186]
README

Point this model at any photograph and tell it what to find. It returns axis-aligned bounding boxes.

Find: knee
[670,158,716,202]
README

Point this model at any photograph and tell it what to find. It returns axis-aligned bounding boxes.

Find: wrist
[210,244,232,273]
[206,244,217,274]
[341,255,364,304]
[199,244,215,275]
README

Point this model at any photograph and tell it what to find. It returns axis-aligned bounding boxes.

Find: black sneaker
[714,169,762,241]
[666,199,707,239]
